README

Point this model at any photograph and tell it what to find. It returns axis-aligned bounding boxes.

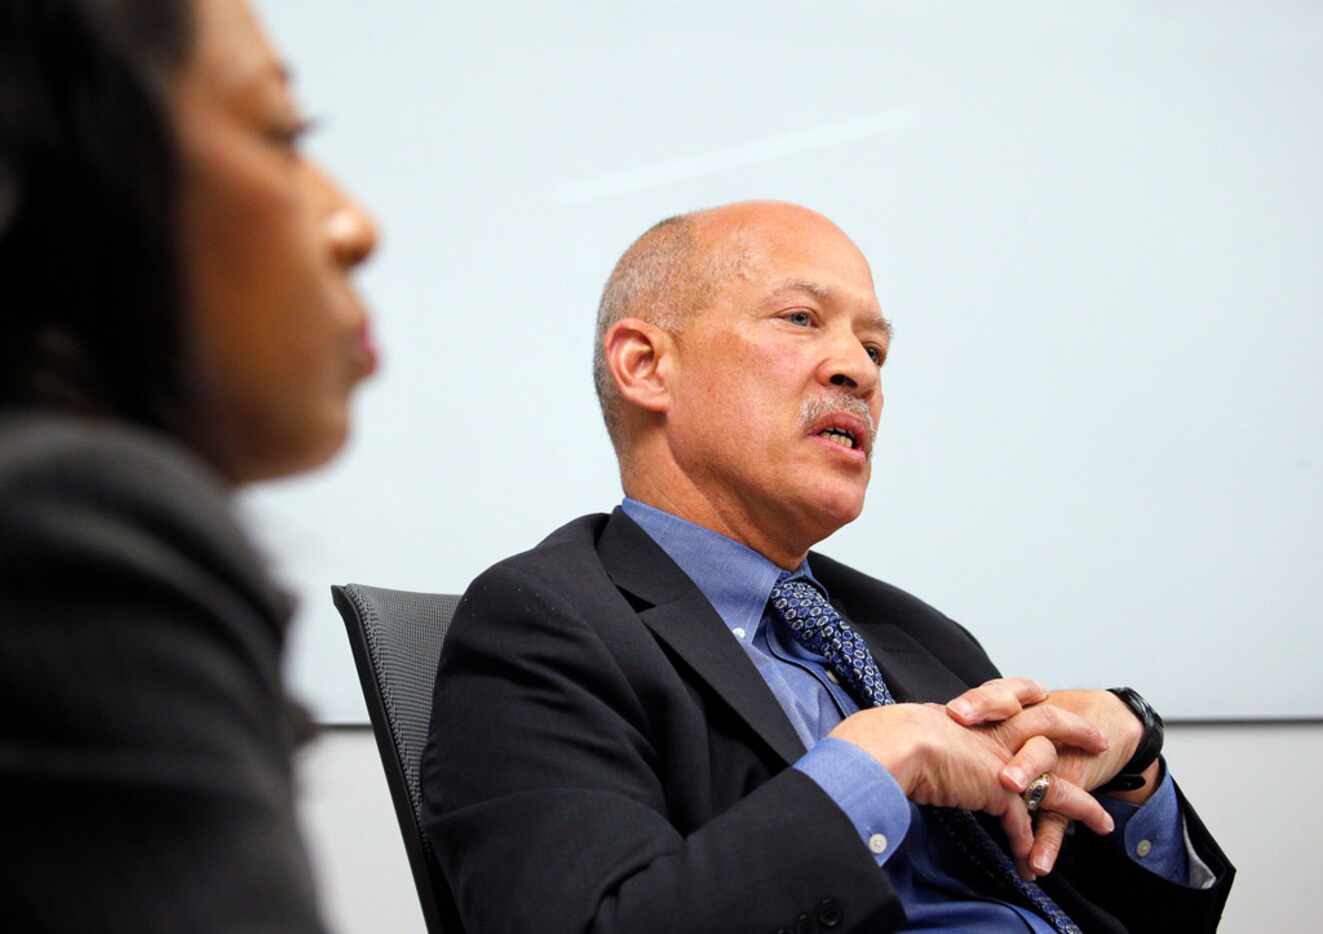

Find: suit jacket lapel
[849,620,971,704]
[825,600,973,703]
[598,509,806,765]
[810,553,973,705]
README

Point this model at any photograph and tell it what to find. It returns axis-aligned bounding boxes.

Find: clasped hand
[829,678,1142,880]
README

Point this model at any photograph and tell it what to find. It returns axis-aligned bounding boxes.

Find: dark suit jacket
[0,415,326,934]
[422,508,1234,933]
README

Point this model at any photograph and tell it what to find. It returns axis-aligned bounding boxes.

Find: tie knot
[769,577,830,627]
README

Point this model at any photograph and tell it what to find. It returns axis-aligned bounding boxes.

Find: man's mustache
[801,392,877,457]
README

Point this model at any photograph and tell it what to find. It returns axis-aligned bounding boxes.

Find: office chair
[332,584,464,934]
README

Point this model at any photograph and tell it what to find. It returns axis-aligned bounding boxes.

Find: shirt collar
[620,498,819,640]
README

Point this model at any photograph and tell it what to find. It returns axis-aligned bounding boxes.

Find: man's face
[664,207,889,553]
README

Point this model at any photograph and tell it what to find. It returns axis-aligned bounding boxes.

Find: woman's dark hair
[0,0,195,429]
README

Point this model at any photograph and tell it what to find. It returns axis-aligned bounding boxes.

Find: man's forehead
[699,205,871,276]
[685,201,886,325]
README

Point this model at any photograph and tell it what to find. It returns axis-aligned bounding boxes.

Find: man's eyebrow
[765,277,893,338]
[766,277,835,302]
[865,313,894,340]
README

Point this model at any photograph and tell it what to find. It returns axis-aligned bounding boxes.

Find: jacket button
[795,912,814,934]
[817,897,843,928]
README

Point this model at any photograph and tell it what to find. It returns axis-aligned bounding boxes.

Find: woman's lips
[354,315,379,377]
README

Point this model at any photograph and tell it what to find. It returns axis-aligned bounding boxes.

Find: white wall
[255,0,1323,724]
[297,723,1321,933]
[261,1,1323,919]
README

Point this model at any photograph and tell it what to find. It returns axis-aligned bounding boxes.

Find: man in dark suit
[421,201,1233,933]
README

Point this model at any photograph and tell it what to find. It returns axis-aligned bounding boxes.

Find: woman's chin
[221,406,352,487]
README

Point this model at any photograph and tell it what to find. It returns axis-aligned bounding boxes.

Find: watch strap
[1099,686,1164,793]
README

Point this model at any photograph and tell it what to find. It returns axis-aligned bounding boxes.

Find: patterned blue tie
[770,577,1081,934]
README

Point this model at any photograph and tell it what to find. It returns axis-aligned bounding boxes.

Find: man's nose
[821,339,880,398]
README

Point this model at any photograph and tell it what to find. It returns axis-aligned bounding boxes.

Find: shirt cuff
[1097,763,1212,887]
[794,737,912,867]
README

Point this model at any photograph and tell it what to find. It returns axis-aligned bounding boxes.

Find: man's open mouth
[819,427,858,450]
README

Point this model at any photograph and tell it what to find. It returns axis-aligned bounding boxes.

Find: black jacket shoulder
[0,414,289,625]
[0,414,324,934]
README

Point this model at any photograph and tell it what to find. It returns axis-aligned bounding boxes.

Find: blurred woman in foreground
[0,0,378,929]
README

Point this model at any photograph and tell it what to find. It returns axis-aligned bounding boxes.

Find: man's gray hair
[592,211,746,449]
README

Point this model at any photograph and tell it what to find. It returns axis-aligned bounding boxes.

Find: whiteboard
[246,0,1322,722]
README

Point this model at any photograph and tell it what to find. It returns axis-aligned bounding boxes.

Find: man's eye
[784,310,813,327]
[865,345,884,365]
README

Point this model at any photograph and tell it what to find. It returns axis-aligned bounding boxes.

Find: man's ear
[603,317,673,415]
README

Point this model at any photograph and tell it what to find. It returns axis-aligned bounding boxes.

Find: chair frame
[332,584,459,934]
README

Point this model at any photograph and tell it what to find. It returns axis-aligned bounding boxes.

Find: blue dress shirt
[622,498,1201,932]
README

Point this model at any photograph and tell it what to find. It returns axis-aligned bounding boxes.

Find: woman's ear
[603,317,673,415]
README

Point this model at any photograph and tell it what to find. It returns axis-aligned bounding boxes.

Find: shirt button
[732,627,747,640]
[868,833,888,854]
[1136,839,1153,858]
[826,670,840,684]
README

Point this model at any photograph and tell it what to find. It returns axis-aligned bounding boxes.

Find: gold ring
[1021,773,1051,813]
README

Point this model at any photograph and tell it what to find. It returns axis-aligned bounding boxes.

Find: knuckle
[1068,711,1094,732]
[1044,781,1070,811]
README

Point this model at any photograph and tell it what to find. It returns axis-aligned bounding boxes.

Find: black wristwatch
[1099,687,1164,793]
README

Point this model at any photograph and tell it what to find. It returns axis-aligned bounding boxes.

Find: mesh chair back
[332,584,463,934]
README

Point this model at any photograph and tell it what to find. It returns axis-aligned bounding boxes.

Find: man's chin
[802,484,868,539]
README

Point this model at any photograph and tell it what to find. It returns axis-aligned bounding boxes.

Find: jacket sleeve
[421,562,906,934]
[0,420,327,934]
[1046,776,1235,932]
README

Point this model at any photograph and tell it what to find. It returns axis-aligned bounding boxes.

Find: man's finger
[946,677,1048,725]
[997,794,1035,866]
[995,703,1110,756]
[1030,813,1070,876]
[1000,735,1057,793]
[1035,775,1115,838]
